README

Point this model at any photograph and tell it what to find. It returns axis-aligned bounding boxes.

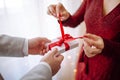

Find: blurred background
[0,0,86,80]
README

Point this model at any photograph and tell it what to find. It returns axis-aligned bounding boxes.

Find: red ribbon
[49,34,74,51]
[59,15,65,40]
[48,34,83,51]
[48,15,83,51]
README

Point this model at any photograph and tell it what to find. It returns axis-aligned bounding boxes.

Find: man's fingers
[51,48,64,62]
[50,48,59,55]
[42,38,51,43]
[57,55,64,63]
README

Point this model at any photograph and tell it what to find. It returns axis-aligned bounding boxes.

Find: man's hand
[28,37,51,55]
[41,48,64,76]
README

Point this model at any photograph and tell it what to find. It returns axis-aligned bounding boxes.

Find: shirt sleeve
[23,39,28,56]
[21,62,52,80]
[0,34,26,57]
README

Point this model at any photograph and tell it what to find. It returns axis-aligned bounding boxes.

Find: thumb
[50,48,58,55]
[51,48,64,62]
[42,38,51,43]
[57,55,64,63]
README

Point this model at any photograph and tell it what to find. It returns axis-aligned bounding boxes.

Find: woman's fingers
[47,5,57,17]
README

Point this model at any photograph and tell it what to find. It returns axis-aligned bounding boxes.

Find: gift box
[48,34,80,53]
[48,15,82,53]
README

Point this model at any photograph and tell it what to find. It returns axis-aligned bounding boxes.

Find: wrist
[65,12,71,21]
[62,12,71,21]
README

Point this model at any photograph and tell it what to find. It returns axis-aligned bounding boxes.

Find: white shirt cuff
[23,39,28,56]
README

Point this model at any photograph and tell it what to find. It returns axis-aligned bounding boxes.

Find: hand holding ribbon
[48,15,83,52]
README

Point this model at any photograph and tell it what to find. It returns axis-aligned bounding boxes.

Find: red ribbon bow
[48,34,76,51]
[48,15,83,52]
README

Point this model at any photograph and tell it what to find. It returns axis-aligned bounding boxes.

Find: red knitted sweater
[62,0,120,80]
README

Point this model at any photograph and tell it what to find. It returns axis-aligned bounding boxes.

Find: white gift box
[48,38,80,53]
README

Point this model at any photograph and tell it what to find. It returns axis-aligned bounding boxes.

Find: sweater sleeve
[102,38,120,58]
[62,0,87,27]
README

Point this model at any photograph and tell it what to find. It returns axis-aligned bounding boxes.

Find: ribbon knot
[48,34,72,51]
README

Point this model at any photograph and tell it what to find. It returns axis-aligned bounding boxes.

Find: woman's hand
[47,3,70,21]
[83,33,104,57]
